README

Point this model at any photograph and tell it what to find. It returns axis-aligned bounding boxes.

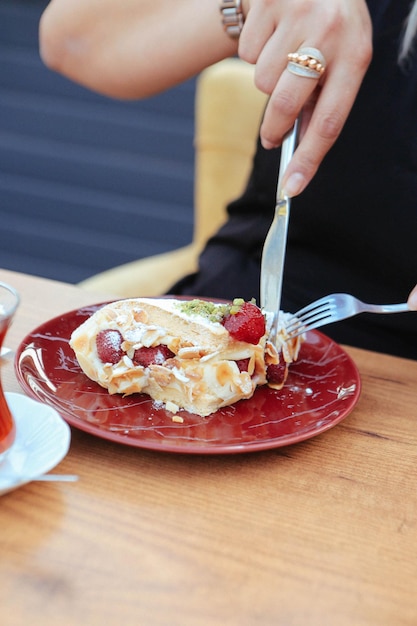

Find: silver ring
[287,47,326,79]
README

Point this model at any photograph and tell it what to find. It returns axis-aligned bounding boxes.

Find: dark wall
[0,0,196,283]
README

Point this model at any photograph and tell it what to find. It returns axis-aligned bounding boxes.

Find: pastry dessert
[70,298,303,417]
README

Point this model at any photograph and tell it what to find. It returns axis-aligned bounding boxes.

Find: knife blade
[260,118,299,344]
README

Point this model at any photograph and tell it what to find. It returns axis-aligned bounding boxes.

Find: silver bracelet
[219,0,244,39]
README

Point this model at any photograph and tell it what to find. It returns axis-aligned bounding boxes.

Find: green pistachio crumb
[229,297,259,315]
[229,298,248,315]
[176,297,259,322]
[176,299,229,323]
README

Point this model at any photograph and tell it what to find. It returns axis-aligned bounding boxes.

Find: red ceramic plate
[15,303,361,454]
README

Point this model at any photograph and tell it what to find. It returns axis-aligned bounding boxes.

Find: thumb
[407,284,417,310]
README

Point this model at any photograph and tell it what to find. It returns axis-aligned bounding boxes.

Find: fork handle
[368,303,410,314]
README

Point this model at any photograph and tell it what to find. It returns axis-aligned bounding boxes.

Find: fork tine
[297,303,336,324]
[288,317,334,338]
[298,310,334,328]
[284,322,305,338]
[292,296,331,317]
[285,303,336,339]
[286,313,335,337]
[285,317,305,334]
[285,301,333,332]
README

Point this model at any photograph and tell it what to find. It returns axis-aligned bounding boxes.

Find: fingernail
[261,138,278,150]
[283,173,306,198]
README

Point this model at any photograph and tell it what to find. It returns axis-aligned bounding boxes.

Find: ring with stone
[287,47,326,79]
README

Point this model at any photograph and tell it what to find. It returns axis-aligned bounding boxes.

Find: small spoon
[33,474,79,482]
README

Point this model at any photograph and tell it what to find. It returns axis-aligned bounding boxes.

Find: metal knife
[260,117,299,345]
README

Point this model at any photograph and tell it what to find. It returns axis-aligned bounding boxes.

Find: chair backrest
[78,59,268,298]
[193,58,268,248]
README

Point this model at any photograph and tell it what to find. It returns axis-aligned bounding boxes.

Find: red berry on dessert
[266,361,287,386]
[96,329,124,364]
[222,300,266,344]
[235,358,250,372]
[133,345,175,367]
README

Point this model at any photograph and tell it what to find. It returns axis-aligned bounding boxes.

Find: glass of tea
[0,282,20,462]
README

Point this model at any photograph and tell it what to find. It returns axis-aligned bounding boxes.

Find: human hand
[407,285,417,310]
[239,0,372,196]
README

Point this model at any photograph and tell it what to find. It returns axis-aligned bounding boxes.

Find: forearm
[39,0,238,98]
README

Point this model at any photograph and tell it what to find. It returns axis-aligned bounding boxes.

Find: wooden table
[1,268,416,626]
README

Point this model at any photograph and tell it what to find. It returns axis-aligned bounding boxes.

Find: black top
[171,0,417,359]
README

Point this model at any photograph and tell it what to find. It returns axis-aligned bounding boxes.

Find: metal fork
[286,293,410,338]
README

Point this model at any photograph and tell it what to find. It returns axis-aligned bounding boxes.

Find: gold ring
[287,47,326,79]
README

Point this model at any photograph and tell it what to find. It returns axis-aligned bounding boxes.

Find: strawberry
[235,358,250,372]
[96,329,124,364]
[266,362,287,386]
[133,345,175,367]
[222,301,265,344]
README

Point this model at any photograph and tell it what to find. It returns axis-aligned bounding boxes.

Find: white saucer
[0,392,71,496]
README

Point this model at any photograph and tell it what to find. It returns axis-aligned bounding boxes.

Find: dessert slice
[70,298,303,417]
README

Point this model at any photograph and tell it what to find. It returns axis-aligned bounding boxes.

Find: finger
[238,4,276,64]
[248,19,299,94]
[277,60,368,196]
[259,51,326,149]
[407,285,417,310]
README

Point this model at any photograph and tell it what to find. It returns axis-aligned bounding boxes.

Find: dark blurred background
[0,0,196,283]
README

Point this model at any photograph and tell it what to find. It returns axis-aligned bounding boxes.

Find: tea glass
[0,282,20,462]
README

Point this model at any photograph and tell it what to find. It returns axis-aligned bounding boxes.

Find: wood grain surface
[0,269,416,626]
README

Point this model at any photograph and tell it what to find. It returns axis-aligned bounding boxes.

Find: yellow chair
[78,58,268,297]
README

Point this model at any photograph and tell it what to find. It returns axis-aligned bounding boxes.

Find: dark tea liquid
[0,318,15,457]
